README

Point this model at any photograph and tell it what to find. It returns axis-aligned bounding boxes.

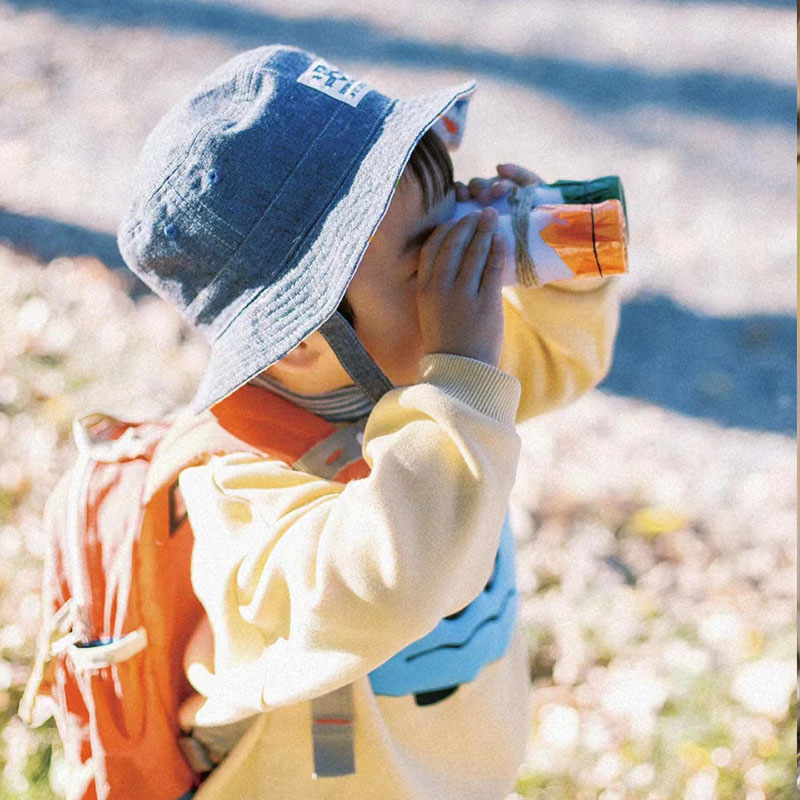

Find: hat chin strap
[318,312,394,406]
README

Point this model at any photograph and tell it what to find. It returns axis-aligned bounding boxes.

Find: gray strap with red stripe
[311,684,355,777]
[273,376,365,777]
[293,418,366,479]
[292,421,361,777]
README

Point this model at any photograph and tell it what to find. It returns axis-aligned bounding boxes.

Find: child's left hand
[454,164,544,204]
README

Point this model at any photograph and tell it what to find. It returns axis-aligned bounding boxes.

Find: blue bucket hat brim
[191,79,475,412]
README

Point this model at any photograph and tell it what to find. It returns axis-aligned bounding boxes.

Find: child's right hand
[416,207,507,368]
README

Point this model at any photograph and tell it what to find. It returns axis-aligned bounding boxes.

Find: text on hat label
[297,59,369,108]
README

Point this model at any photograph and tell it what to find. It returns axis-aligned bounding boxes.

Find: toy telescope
[451,175,628,287]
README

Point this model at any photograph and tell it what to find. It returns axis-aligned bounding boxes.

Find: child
[117,44,620,800]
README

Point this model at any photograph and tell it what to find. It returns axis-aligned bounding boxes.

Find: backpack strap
[211,384,365,777]
[142,407,254,506]
[143,384,371,506]
[151,385,368,779]
[310,684,356,779]
[210,384,370,482]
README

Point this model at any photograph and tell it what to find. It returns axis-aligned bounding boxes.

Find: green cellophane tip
[550,176,628,225]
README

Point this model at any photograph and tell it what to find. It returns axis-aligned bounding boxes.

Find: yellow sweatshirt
[178,277,620,799]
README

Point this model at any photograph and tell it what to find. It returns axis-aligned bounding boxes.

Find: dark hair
[402,127,454,214]
[337,129,453,327]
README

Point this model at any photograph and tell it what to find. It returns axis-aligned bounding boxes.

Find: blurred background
[0,1,795,798]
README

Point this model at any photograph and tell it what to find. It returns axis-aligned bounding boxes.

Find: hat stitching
[193,184,249,239]
[207,274,325,386]
[202,104,386,343]
[182,148,348,330]
[230,100,347,247]
[138,114,233,226]
[203,228,365,388]
[203,98,350,299]
[123,116,234,241]
[210,249,322,347]
[208,245,335,350]
[124,70,250,240]
[162,185,240,252]
[164,180,245,243]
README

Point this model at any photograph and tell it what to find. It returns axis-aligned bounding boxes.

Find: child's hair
[403,128,454,214]
[338,128,453,326]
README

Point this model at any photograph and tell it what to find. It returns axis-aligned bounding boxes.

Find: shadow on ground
[3,212,795,435]
[6,0,795,128]
[0,209,149,295]
[601,293,796,435]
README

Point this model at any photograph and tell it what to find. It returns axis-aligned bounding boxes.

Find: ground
[0,1,795,798]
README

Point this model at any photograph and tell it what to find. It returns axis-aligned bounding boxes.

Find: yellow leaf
[756,737,779,758]
[746,629,764,656]
[629,507,686,537]
[40,395,74,428]
[678,740,710,770]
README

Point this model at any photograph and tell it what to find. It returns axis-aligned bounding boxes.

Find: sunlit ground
[0,0,795,797]
[0,247,793,799]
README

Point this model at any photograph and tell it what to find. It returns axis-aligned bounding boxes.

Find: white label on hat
[297,59,369,107]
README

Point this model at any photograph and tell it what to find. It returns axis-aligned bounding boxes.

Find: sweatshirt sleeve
[499,276,621,423]
[178,355,521,726]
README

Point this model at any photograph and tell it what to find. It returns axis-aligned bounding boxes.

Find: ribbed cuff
[418,353,521,425]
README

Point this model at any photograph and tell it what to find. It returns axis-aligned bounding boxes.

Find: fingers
[457,208,498,294]
[496,163,543,187]
[418,207,501,296]
[432,212,480,286]
[479,233,507,294]
[489,179,515,197]
[417,217,458,289]
[415,209,506,368]
[418,213,479,289]
[458,167,542,204]
[466,177,515,205]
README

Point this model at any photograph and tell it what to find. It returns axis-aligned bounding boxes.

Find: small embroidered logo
[297,59,369,107]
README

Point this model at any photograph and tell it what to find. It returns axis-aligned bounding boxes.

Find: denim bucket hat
[117,45,475,412]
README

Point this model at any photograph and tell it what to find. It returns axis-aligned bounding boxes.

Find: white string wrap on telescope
[508,183,541,288]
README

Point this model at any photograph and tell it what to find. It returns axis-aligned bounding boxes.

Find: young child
[117,44,620,800]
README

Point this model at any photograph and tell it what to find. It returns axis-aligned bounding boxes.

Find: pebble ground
[0,2,795,798]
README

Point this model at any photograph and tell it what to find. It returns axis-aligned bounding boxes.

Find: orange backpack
[19,385,369,800]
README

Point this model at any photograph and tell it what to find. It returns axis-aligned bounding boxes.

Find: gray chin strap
[318,312,394,406]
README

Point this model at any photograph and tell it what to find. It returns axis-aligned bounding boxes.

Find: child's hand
[454,164,544,204]
[416,207,506,368]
